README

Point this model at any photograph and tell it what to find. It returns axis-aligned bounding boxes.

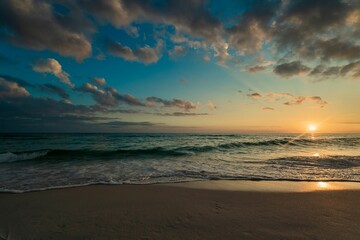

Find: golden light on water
[313,153,320,157]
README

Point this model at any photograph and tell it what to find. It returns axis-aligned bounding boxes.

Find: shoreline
[1,181,360,239]
[2,179,360,194]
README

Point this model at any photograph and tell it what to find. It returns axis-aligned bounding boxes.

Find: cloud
[247,92,262,100]
[282,95,328,107]
[0,94,166,132]
[262,107,274,111]
[77,83,118,107]
[77,81,146,107]
[207,100,217,110]
[107,39,162,64]
[0,74,69,99]
[91,77,106,86]
[203,55,211,62]
[0,76,209,132]
[273,61,310,78]
[115,93,147,107]
[0,74,34,88]
[308,96,328,107]
[1,0,359,75]
[227,0,280,56]
[33,58,74,88]
[0,77,30,99]
[246,61,274,73]
[0,0,92,61]
[245,90,327,108]
[169,45,187,57]
[146,97,198,111]
[283,96,306,106]
[96,120,160,128]
[37,84,70,99]
[309,61,360,80]
[179,78,188,84]
[246,65,267,73]
[154,112,208,117]
[124,25,140,38]
[303,38,360,61]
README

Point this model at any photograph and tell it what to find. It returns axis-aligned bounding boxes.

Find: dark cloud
[308,39,360,61]
[179,78,188,84]
[37,84,70,99]
[273,61,310,78]
[247,92,262,100]
[155,112,208,117]
[227,0,281,55]
[262,107,274,111]
[77,83,118,107]
[106,39,162,64]
[246,65,267,73]
[1,0,359,75]
[309,61,360,80]
[121,0,222,41]
[146,96,198,111]
[97,120,161,128]
[114,93,146,107]
[0,74,69,99]
[0,0,92,61]
[272,0,355,49]
[0,77,30,99]
[77,81,147,107]
[0,75,209,132]
[0,75,34,88]
[0,95,163,132]
[0,79,160,132]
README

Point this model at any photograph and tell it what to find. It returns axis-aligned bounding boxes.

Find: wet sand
[0,181,359,240]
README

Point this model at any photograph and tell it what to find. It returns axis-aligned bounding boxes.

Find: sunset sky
[0,0,359,133]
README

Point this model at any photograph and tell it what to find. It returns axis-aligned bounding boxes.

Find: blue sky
[0,0,360,133]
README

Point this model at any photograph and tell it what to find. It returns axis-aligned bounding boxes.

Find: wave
[0,148,191,163]
[0,150,49,163]
[267,155,360,169]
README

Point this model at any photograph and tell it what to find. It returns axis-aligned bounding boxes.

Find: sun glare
[317,182,329,189]
[308,124,317,132]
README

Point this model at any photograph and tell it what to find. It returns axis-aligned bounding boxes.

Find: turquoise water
[0,133,359,192]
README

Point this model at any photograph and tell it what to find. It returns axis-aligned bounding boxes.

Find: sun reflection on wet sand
[174,180,360,192]
[317,181,329,189]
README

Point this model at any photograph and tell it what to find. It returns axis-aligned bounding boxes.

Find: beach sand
[0,181,359,240]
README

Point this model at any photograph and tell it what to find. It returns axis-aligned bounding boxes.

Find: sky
[0,0,360,133]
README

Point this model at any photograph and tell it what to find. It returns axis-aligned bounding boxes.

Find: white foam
[0,150,49,163]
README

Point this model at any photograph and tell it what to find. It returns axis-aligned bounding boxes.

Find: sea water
[0,133,359,192]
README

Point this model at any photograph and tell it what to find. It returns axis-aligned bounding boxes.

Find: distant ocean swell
[1,136,360,163]
[1,149,360,170]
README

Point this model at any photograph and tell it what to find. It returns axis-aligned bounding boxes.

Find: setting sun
[308,124,317,132]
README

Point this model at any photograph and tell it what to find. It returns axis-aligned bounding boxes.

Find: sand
[0,181,360,240]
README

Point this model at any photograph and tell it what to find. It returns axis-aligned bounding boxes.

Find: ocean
[1,133,359,192]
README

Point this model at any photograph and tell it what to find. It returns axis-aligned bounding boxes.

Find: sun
[308,124,317,132]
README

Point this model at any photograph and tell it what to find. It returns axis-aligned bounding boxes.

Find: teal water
[0,133,359,192]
